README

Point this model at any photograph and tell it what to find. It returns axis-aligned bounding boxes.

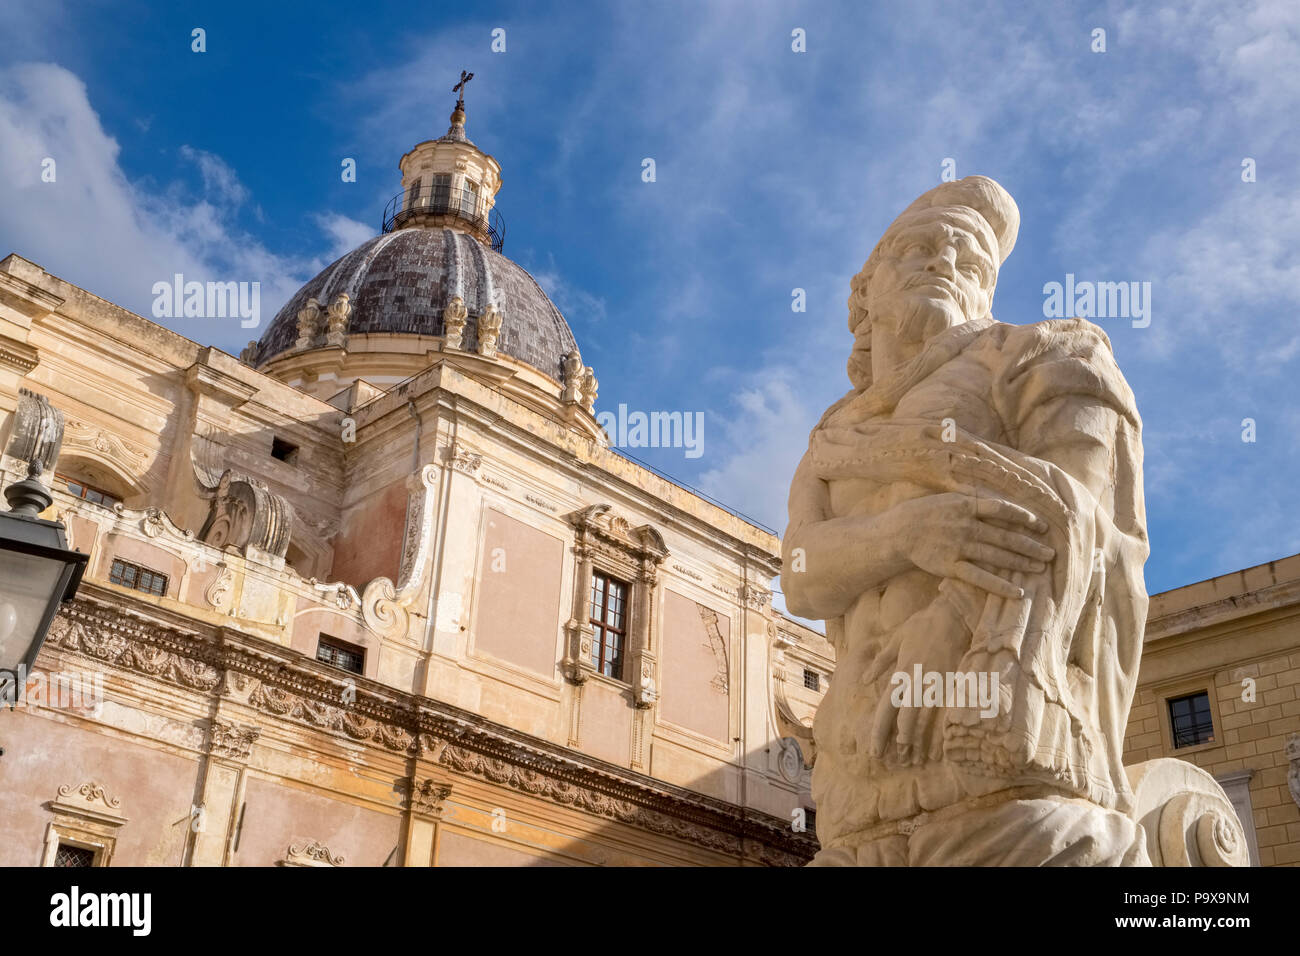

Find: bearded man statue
[781,176,1245,866]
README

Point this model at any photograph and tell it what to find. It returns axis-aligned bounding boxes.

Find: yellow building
[0,99,831,867]
[1123,553,1300,867]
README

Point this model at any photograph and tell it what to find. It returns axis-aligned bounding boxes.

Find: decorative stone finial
[3,389,63,477]
[443,296,468,350]
[562,350,585,404]
[580,367,598,413]
[477,305,502,358]
[295,298,323,350]
[325,293,351,348]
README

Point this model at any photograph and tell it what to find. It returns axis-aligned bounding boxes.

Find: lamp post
[0,459,87,714]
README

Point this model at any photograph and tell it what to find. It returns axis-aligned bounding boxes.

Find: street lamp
[0,459,87,709]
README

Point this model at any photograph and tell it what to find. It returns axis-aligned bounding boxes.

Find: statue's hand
[883,492,1053,599]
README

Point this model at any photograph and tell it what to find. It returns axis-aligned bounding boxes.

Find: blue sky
[2,0,1298,600]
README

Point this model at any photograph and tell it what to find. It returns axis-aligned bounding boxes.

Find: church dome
[253,228,578,382]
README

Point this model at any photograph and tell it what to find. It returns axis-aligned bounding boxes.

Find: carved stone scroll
[4,388,63,475]
[361,464,439,640]
[199,469,295,559]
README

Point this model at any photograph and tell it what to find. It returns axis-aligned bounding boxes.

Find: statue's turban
[849,176,1020,334]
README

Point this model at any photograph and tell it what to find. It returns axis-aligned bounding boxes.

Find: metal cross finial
[453,70,474,108]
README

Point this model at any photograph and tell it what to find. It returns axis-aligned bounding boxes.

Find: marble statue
[783,176,1247,866]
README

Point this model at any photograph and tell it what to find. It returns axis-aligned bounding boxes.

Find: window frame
[588,571,630,681]
[108,557,168,597]
[430,173,452,212]
[1152,676,1223,758]
[562,505,668,710]
[52,841,99,868]
[40,783,125,867]
[1167,690,1216,749]
[460,179,480,218]
[316,635,365,675]
[55,472,122,510]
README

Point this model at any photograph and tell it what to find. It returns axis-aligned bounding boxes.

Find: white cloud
[698,372,823,534]
[530,259,609,327]
[0,62,348,352]
[314,212,375,261]
[178,145,250,207]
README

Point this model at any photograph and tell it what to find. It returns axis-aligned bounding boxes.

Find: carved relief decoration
[476,304,502,358]
[141,506,196,543]
[189,421,228,493]
[56,781,122,813]
[361,464,438,641]
[281,841,344,867]
[408,778,453,819]
[742,584,773,612]
[561,350,584,404]
[769,626,817,766]
[208,717,261,761]
[309,578,361,610]
[325,292,351,348]
[445,442,483,478]
[43,595,816,866]
[698,605,729,695]
[43,603,222,692]
[4,388,63,473]
[442,296,468,349]
[199,469,294,559]
[777,737,806,784]
[204,566,235,612]
[62,418,147,474]
[295,298,323,351]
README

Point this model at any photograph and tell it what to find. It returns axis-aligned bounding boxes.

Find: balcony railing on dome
[381,184,505,252]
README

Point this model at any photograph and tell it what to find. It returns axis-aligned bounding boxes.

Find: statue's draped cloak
[807,317,1149,829]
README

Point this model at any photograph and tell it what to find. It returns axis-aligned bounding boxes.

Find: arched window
[53,460,134,510]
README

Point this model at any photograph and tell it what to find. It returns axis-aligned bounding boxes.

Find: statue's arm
[1019,401,1119,504]
[782,452,910,620]
[782,451,1051,618]
[998,319,1137,507]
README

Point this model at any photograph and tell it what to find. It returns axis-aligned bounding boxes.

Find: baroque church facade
[0,99,831,867]
[3,95,1297,868]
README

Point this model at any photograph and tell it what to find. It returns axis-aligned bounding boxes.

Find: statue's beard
[889,295,965,344]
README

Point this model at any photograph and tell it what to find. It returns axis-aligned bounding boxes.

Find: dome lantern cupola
[382,70,505,251]
[246,71,600,444]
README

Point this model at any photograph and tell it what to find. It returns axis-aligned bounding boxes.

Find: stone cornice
[41,586,815,866]
[0,269,65,316]
[440,377,779,561]
[1145,577,1300,643]
[185,359,259,409]
[0,332,39,374]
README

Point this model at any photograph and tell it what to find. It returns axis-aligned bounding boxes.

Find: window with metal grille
[803,668,820,691]
[56,473,121,509]
[109,558,167,597]
[1168,691,1215,748]
[589,572,628,681]
[54,843,96,867]
[316,635,365,675]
